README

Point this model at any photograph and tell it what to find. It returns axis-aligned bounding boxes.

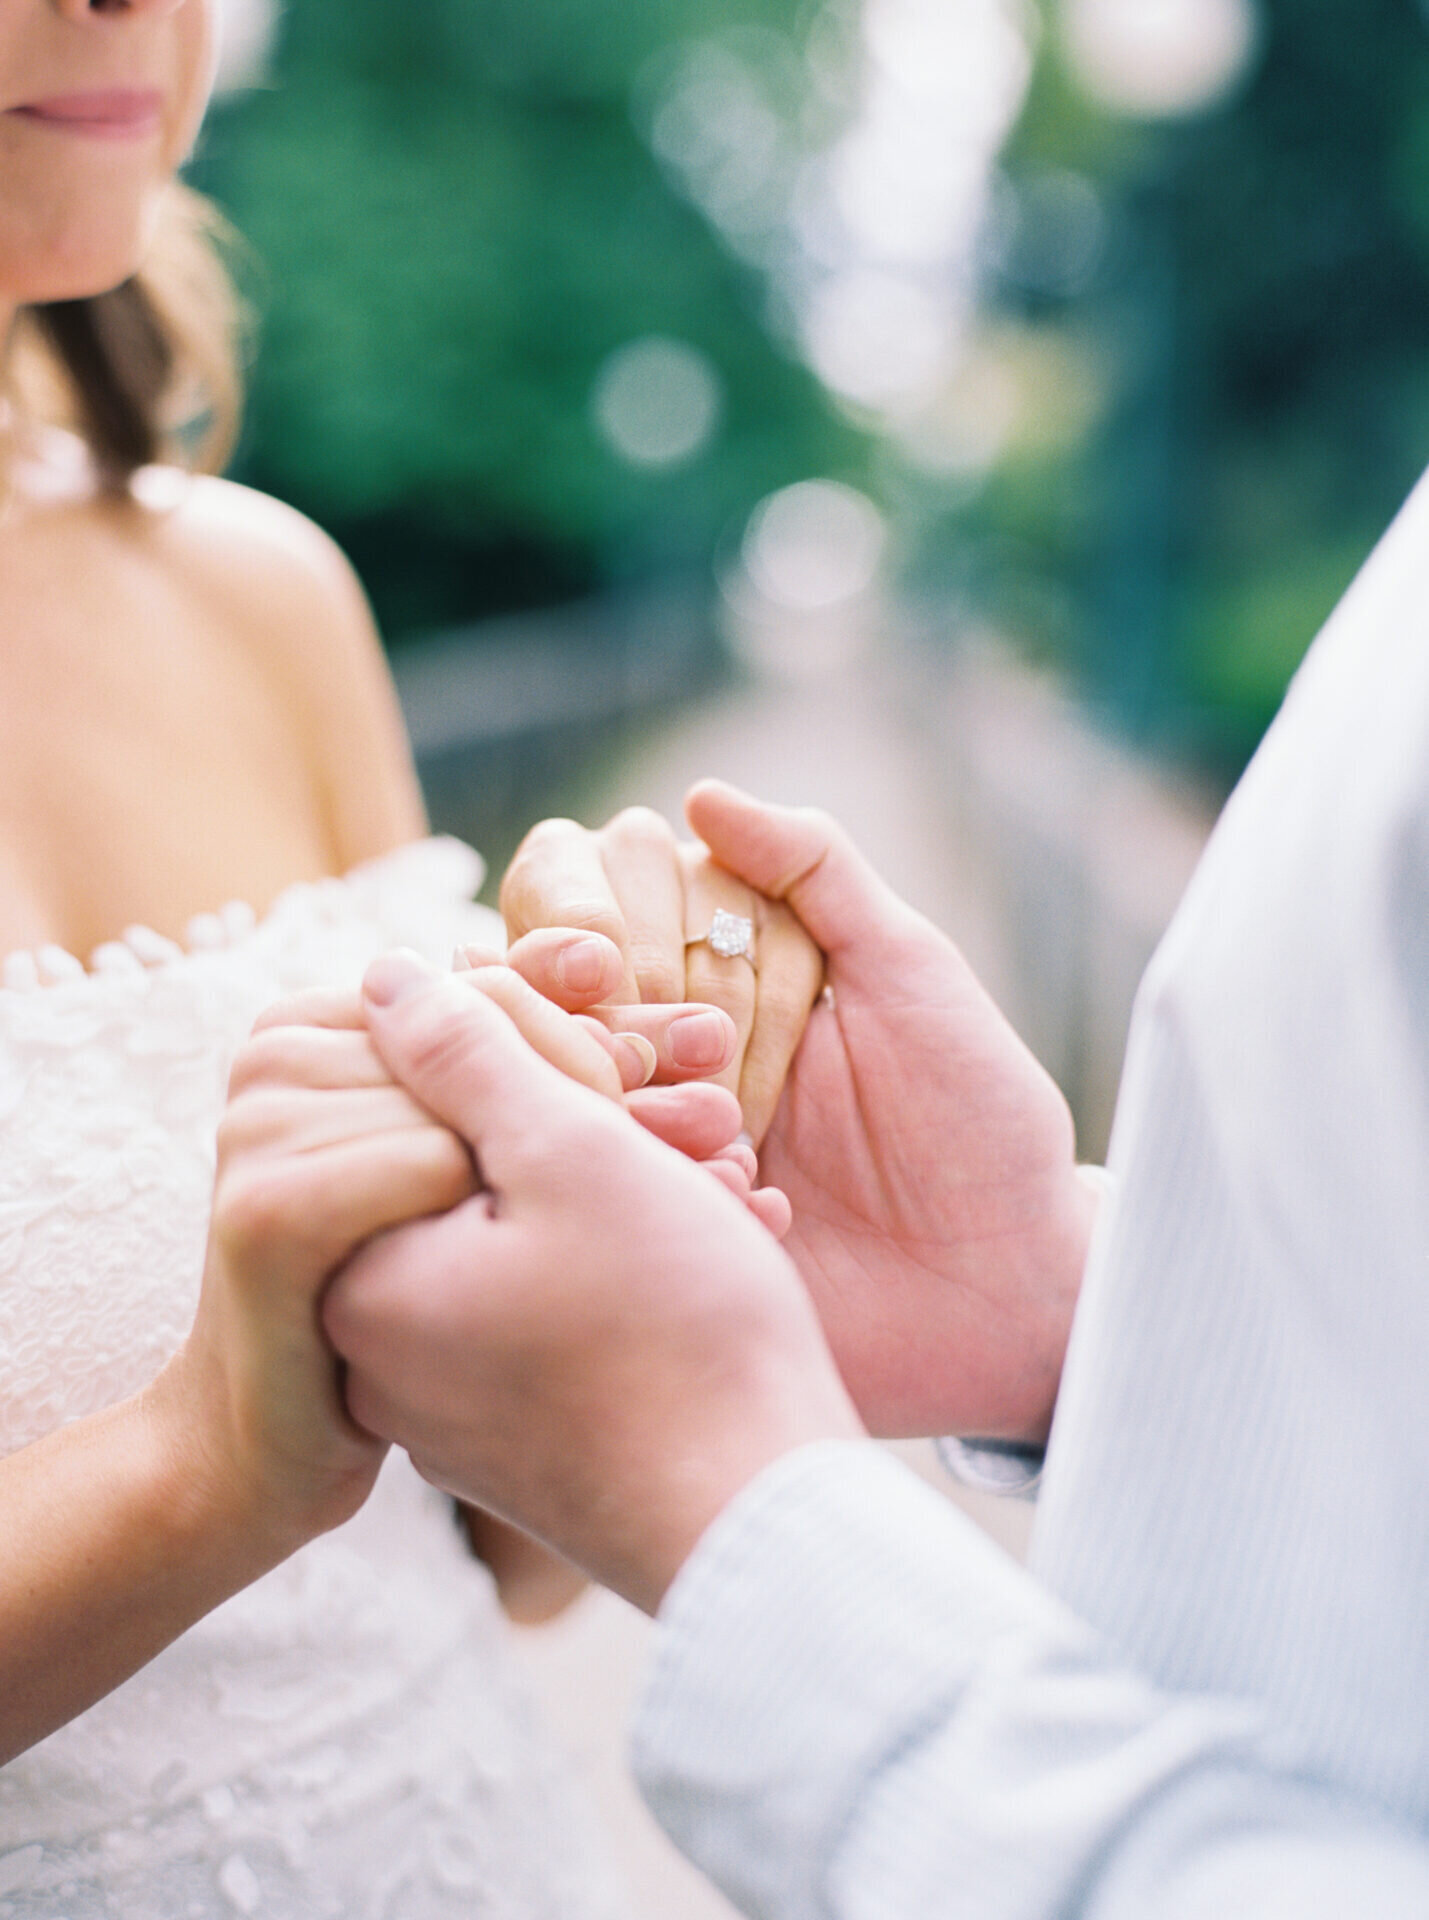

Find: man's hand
[683,782,1099,1446]
[324,953,863,1615]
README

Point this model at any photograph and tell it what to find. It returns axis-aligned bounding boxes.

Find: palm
[760,928,1091,1442]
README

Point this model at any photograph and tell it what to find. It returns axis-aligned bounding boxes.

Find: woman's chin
[0,192,166,308]
[5,242,150,308]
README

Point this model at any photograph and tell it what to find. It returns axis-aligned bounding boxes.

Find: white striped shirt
[633,470,1429,1915]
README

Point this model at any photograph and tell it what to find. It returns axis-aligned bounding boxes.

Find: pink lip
[8,90,164,141]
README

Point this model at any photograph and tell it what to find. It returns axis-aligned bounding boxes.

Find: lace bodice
[0,841,624,1918]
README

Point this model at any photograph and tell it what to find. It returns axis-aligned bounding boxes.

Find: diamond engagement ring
[686,909,757,967]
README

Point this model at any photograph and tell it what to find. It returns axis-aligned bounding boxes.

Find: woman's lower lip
[7,93,162,141]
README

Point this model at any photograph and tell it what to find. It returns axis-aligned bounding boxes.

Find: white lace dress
[0,839,626,1919]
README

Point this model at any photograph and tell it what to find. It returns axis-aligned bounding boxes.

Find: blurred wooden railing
[913,636,1217,1160]
[390,581,719,884]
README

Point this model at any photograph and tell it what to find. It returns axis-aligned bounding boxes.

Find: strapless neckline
[0,835,488,994]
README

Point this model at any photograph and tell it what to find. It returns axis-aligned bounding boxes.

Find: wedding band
[685,909,757,969]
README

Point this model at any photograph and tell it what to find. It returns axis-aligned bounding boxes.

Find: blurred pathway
[571,652,1019,1000]
[510,652,1035,1920]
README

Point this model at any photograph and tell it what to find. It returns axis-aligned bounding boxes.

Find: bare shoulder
[140,473,427,859]
[146,473,375,668]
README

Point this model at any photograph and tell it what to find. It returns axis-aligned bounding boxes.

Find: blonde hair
[7,181,245,487]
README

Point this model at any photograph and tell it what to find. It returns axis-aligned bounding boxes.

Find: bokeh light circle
[1059,0,1261,119]
[741,481,888,611]
[592,337,723,470]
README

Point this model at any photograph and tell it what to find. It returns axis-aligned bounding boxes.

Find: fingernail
[613,1032,658,1088]
[364,949,434,1007]
[735,1130,755,1150]
[555,937,608,995]
[669,1010,730,1070]
[452,946,475,972]
[723,1142,758,1181]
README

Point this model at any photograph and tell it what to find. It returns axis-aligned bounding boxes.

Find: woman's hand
[154,994,479,1558]
[499,807,824,1144]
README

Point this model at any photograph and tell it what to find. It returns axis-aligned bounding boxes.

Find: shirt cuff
[934,1433,1044,1497]
[631,1440,1065,1919]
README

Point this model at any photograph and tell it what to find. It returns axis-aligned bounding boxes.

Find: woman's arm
[0,1376,299,1768]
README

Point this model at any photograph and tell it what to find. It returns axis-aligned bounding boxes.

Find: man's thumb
[362,949,574,1164]
[684,781,921,966]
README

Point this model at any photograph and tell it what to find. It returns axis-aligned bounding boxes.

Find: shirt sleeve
[632,1442,1429,1920]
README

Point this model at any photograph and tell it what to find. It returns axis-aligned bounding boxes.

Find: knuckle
[248,997,297,1036]
[404,1006,483,1089]
[754,968,817,1027]
[499,819,584,920]
[546,898,626,944]
[606,804,676,847]
[226,1026,291,1095]
[501,888,624,946]
[212,1161,297,1259]
[214,1086,285,1161]
[212,1106,248,1169]
[248,988,321,1035]
[397,982,524,1100]
[795,804,839,844]
[685,957,755,1015]
[628,940,682,1004]
[511,815,583,861]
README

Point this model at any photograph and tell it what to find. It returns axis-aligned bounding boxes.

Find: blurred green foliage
[194,0,1429,779]
[193,0,861,637]
[956,0,1429,778]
